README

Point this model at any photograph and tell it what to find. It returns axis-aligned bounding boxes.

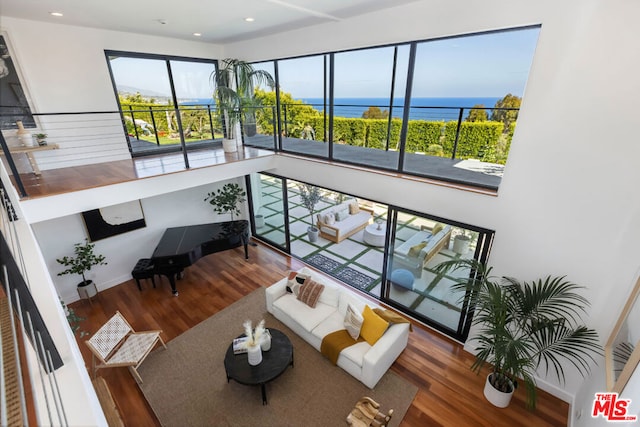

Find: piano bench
[131,258,156,291]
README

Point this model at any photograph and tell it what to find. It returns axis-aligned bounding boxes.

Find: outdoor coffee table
[224,328,293,405]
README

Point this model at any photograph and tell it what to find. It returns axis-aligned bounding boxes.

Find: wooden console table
[4,144,59,175]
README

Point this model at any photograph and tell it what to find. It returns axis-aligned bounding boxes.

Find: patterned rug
[305,253,342,272]
[334,267,376,291]
[305,253,376,290]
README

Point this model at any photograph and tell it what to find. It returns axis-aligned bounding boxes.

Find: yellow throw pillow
[360,305,389,346]
[349,203,360,215]
[431,223,444,235]
[408,242,427,257]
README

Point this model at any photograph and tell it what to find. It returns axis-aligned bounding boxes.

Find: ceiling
[0,0,420,44]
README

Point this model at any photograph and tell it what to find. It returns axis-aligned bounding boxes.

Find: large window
[106,51,218,156]
[249,26,539,191]
[248,173,494,341]
[276,55,329,157]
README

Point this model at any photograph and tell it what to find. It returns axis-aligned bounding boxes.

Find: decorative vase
[483,373,514,408]
[16,121,33,146]
[260,329,271,351]
[247,343,262,365]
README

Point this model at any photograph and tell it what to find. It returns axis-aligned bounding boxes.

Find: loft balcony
[0,102,517,200]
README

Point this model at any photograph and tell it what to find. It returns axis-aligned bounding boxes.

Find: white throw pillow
[344,303,364,340]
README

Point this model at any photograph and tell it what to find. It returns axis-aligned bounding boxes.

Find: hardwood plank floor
[70,241,568,426]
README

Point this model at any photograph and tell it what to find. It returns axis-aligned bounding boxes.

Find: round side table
[363,222,386,246]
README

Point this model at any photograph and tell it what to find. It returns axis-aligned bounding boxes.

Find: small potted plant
[204,183,247,221]
[34,133,48,146]
[57,239,107,300]
[297,183,322,242]
[60,297,88,337]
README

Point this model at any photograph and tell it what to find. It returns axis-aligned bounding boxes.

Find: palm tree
[434,258,601,409]
[211,58,274,140]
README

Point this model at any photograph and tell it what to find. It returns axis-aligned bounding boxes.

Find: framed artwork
[82,200,146,241]
[0,32,36,130]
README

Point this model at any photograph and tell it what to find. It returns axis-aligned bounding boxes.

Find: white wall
[33,176,247,303]
[227,0,640,422]
[0,17,223,170]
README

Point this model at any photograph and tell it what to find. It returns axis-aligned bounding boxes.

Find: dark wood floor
[70,241,568,427]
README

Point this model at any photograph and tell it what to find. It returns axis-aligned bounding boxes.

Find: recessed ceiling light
[193,33,202,37]
[244,17,255,22]
[49,12,63,17]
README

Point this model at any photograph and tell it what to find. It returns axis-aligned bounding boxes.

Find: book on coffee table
[233,337,248,354]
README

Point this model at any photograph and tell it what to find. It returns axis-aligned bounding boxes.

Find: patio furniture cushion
[390,269,414,291]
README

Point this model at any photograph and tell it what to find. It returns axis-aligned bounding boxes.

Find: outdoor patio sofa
[266,267,410,388]
[392,224,452,278]
[316,199,374,243]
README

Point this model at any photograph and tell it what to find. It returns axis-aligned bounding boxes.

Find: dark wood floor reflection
[70,241,568,427]
[13,146,274,199]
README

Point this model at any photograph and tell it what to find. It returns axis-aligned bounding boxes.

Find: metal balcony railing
[0,179,69,426]
[0,100,518,197]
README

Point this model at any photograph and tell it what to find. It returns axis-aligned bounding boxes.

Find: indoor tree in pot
[57,239,107,300]
[204,182,247,221]
[434,258,601,409]
[211,58,274,152]
[297,183,322,242]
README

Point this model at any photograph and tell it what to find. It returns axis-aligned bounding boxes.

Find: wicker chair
[85,311,166,383]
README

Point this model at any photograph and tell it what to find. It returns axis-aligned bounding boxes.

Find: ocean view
[301,97,502,121]
[180,96,502,122]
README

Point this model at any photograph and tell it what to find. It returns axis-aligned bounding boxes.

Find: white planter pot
[453,235,471,255]
[247,344,262,365]
[483,373,514,408]
[77,280,98,300]
[307,227,319,242]
[222,138,238,153]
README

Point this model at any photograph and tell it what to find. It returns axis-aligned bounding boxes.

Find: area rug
[304,252,342,272]
[137,288,417,427]
[334,266,376,291]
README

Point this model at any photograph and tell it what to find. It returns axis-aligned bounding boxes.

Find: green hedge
[442,121,504,160]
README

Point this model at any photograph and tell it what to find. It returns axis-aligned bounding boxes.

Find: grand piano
[151,220,249,295]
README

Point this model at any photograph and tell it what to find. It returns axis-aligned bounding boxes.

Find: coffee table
[363,222,386,246]
[224,328,293,405]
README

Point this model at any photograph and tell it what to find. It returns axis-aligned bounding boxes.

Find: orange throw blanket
[320,330,363,365]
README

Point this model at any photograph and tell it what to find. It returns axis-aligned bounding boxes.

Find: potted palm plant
[211,58,274,152]
[204,183,247,221]
[435,258,601,409]
[57,239,107,300]
[297,183,322,242]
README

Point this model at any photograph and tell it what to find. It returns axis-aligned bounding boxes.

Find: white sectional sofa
[315,199,373,243]
[266,267,410,389]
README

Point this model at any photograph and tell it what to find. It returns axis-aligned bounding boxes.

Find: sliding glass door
[384,209,492,340]
[248,174,494,341]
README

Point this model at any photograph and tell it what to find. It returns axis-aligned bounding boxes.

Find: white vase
[247,344,262,365]
[483,373,514,408]
[260,329,271,351]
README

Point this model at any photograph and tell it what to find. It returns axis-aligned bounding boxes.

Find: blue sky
[110,27,539,101]
[275,27,540,98]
